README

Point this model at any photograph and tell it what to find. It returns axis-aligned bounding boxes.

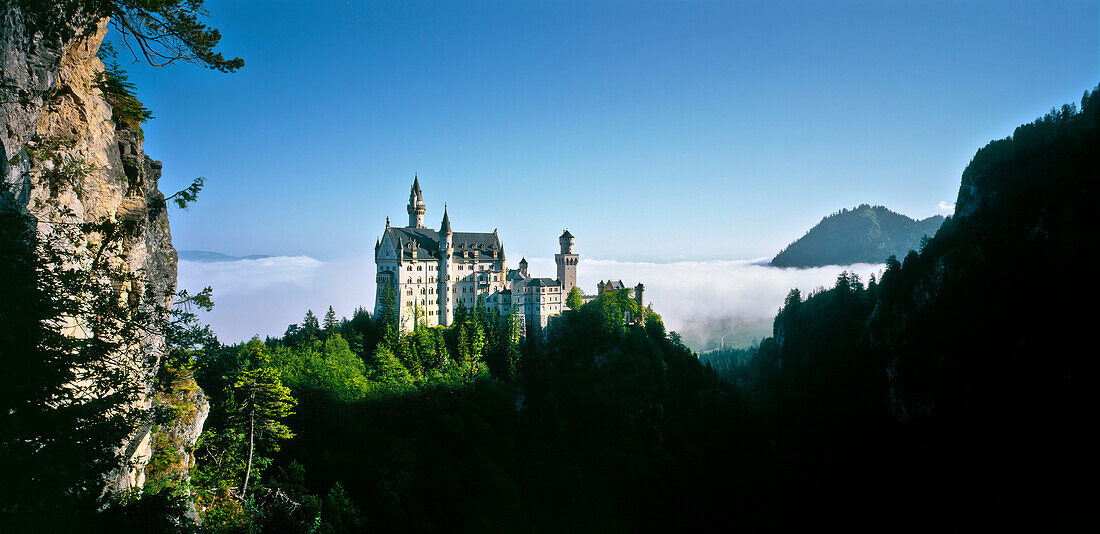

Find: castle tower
[439,206,453,326]
[519,257,528,277]
[555,229,578,296]
[407,175,426,227]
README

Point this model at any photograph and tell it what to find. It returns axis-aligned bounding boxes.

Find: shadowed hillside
[706,87,1097,523]
[771,204,944,267]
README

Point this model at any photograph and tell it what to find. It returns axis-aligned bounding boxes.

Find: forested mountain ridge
[770,204,944,267]
[704,87,1097,522]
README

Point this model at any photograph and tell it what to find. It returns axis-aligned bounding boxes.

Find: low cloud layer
[937,200,955,213]
[528,257,883,346]
[178,255,370,343]
[181,255,883,348]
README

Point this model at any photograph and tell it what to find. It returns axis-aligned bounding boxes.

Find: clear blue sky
[121,0,1098,263]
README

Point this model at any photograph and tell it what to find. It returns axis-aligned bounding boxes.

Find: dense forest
[705,87,1096,522]
[161,289,765,532]
[771,204,944,267]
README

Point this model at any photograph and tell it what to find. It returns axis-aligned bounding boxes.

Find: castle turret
[559,229,574,254]
[407,175,426,227]
[439,205,453,325]
[519,257,528,277]
[441,205,452,248]
[555,229,578,296]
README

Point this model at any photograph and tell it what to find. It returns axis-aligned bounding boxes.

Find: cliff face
[2,4,205,501]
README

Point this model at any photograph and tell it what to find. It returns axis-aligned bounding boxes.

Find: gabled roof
[386,227,441,258]
[560,229,574,239]
[383,226,501,260]
[527,277,560,288]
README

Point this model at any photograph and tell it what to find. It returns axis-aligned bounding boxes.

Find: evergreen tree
[229,342,296,497]
[0,210,165,527]
[302,309,321,341]
[323,305,338,334]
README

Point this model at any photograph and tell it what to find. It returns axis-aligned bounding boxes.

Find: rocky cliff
[2,3,205,504]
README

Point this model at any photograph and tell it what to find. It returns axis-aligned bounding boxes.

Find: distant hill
[770,205,944,267]
[178,250,273,262]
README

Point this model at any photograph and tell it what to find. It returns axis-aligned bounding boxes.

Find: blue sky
[122,0,1098,263]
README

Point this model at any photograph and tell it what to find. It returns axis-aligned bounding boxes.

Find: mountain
[707,87,1096,520]
[178,250,273,262]
[770,204,945,267]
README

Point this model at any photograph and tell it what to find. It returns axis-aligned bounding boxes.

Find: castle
[374,177,580,333]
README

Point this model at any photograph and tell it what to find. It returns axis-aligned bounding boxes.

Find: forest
[770,204,945,267]
[166,285,771,532]
[703,87,1096,523]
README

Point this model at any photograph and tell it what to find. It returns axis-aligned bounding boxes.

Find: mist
[177,255,371,344]
[180,255,883,349]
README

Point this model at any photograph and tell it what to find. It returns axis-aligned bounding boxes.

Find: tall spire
[407,175,426,227]
[440,204,451,234]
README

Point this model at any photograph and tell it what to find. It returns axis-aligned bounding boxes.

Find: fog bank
[180,255,883,348]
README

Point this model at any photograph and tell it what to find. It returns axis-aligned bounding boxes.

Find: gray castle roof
[440,206,452,234]
[527,277,561,288]
[385,226,501,260]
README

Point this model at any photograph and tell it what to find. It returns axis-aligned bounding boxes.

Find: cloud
[178,255,372,344]
[181,254,884,350]
[937,200,955,212]
[529,257,884,348]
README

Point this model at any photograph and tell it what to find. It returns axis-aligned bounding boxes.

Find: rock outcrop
[2,2,203,506]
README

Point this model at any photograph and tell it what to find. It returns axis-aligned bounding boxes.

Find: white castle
[374,177,578,332]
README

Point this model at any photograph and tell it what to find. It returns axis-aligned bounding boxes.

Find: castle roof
[384,226,500,260]
[599,279,626,291]
[527,277,560,288]
[560,229,574,239]
[440,206,451,234]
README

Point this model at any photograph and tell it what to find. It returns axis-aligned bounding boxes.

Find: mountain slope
[716,87,1097,521]
[178,250,272,262]
[770,204,944,267]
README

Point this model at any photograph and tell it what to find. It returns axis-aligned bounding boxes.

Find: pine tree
[323,306,338,333]
[231,364,296,497]
[302,309,321,340]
